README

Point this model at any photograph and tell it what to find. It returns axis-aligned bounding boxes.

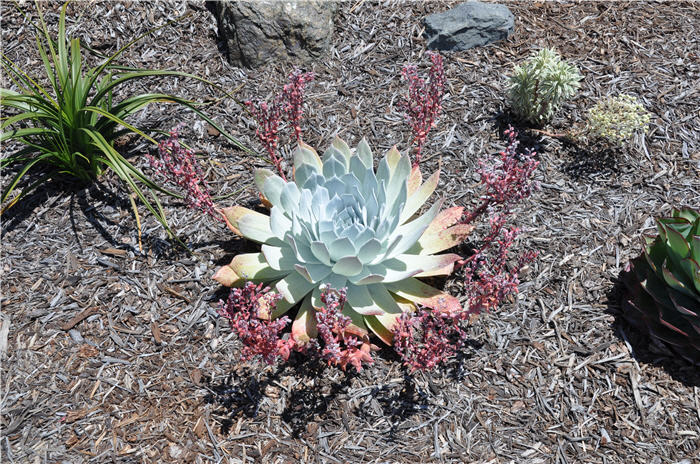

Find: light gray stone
[423,2,514,51]
[213,1,338,68]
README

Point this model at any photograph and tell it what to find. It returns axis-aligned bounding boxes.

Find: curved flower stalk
[213,137,473,346]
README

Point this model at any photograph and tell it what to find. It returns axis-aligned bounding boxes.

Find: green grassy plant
[0,1,246,237]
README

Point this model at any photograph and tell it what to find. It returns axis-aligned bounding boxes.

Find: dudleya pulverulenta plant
[213,137,473,346]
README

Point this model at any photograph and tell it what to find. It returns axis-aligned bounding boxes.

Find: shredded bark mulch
[1,1,699,463]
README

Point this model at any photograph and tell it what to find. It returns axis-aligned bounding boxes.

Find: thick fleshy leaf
[254,168,275,193]
[332,256,364,276]
[332,136,352,161]
[391,253,461,275]
[386,278,463,313]
[346,284,383,315]
[292,295,318,344]
[415,262,456,278]
[358,238,382,264]
[237,213,278,245]
[340,303,369,336]
[329,237,356,261]
[413,223,475,255]
[230,253,289,281]
[310,241,332,265]
[400,168,440,224]
[424,206,466,234]
[276,271,316,304]
[212,265,243,287]
[355,138,373,168]
[262,175,286,208]
[270,207,292,239]
[365,312,400,345]
[406,165,422,196]
[294,140,323,172]
[294,262,333,283]
[220,205,251,235]
[385,200,444,260]
[261,244,297,271]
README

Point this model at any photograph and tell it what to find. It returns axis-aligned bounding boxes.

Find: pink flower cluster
[401,51,445,167]
[219,284,374,371]
[393,309,472,372]
[217,282,293,365]
[246,69,314,180]
[147,126,221,222]
[313,286,374,372]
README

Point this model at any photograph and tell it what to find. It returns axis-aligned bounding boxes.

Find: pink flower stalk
[218,282,294,365]
[281,70,314,143]
[401,51,445,167]
[245,98,286,180]
[461,223,537,315]
[462,127,540,225]
[147,126,221,222]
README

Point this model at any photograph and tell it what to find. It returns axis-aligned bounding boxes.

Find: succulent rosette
[214,137,472,345]
[621,208,700,363]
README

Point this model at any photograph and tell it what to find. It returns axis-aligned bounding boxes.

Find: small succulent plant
[621,208,700,364]
[586,94,650,146]
[214,137,473,346]
[508,48,581,125]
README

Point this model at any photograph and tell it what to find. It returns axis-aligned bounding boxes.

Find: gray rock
[423,2,514,51]
[213,1,338,68]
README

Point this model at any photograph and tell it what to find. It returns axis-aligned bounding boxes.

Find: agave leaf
[292,294,318,344]
[665,225,691,261]
[691,235,700,266]
[659,216,693,237]
[386,278,462,313]
[661,261,695,298]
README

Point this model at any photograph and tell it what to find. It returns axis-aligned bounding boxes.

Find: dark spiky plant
[621,208,700,364]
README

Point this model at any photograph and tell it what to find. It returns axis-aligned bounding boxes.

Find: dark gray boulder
[423,2,514,51]
[213,1,338,68]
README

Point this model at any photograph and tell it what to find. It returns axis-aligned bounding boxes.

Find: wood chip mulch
[1,1,699,463]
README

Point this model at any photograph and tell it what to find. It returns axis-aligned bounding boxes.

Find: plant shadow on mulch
[492,110,625,181]
[203,337,485,439]
[605,273,700,388]
[203,356,360,437]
